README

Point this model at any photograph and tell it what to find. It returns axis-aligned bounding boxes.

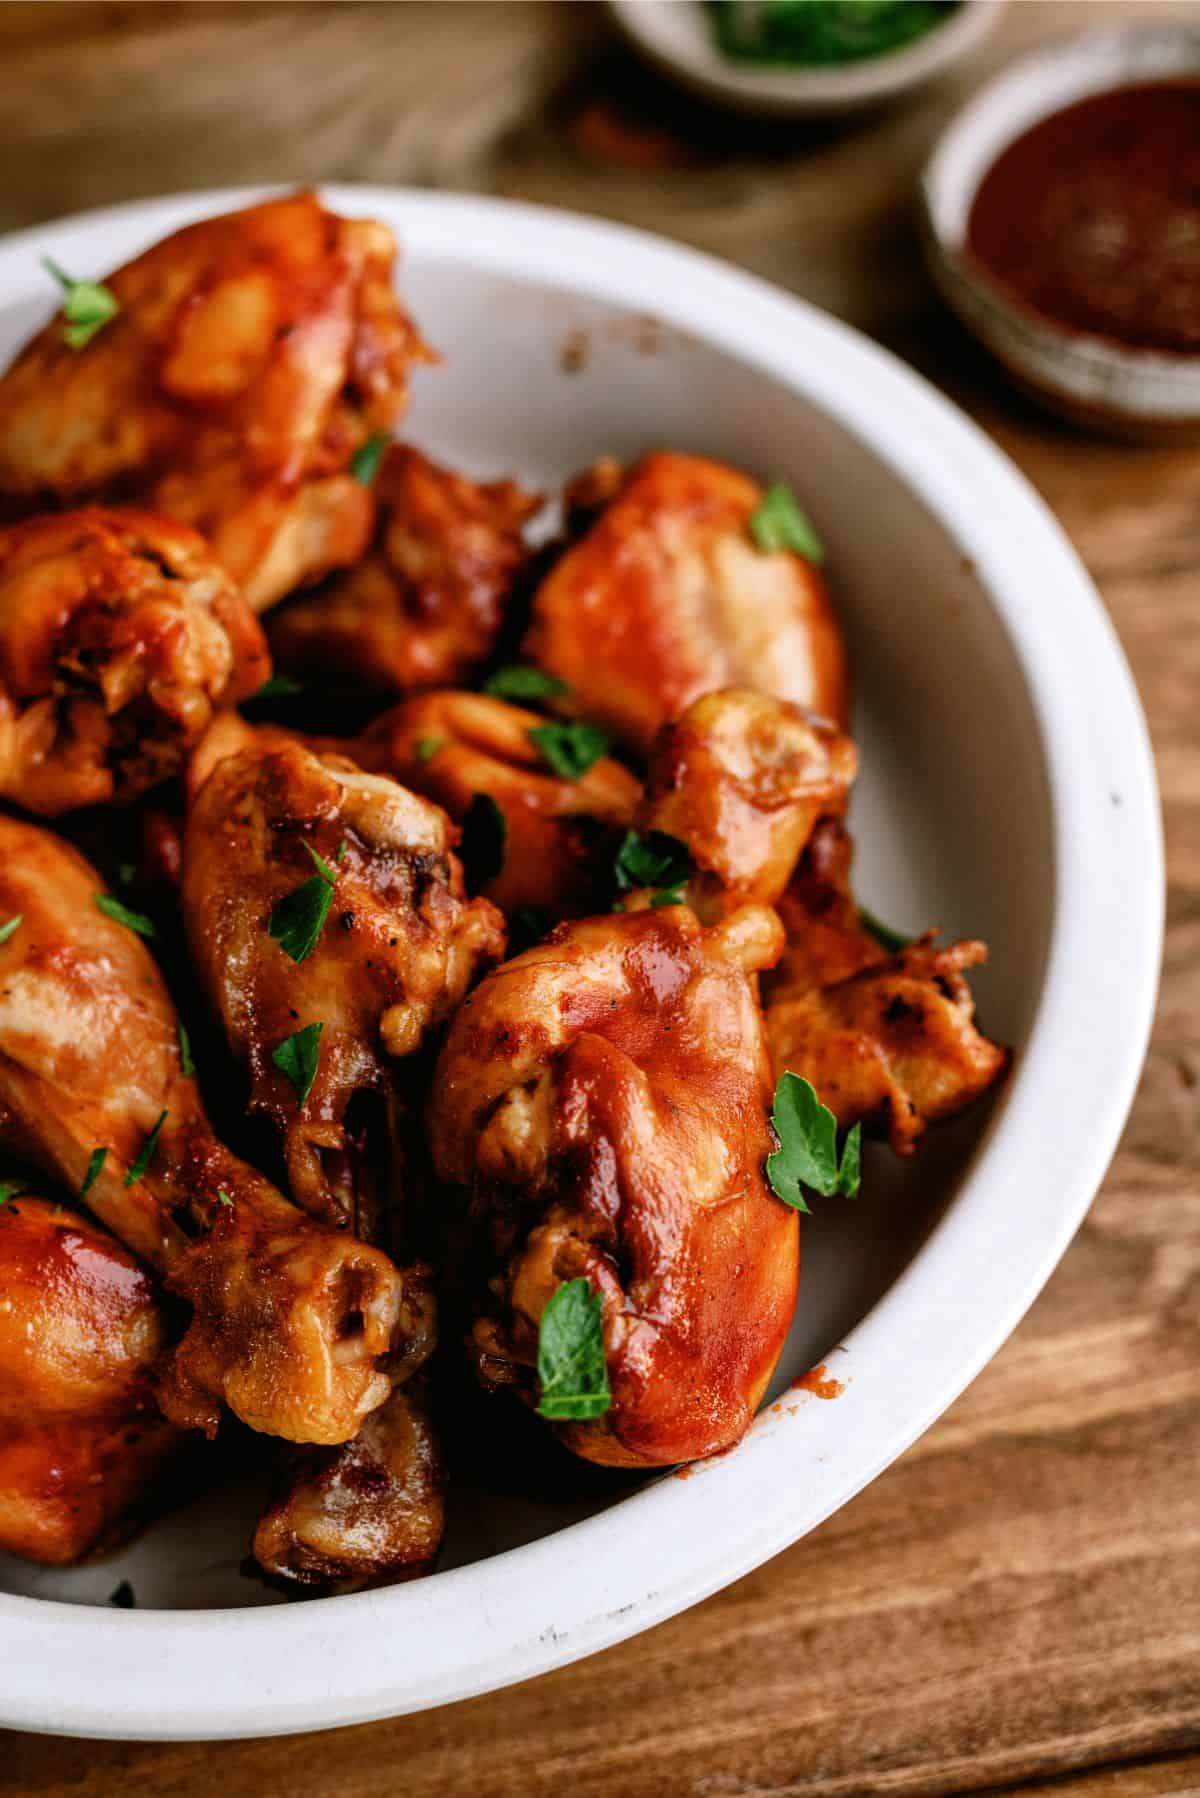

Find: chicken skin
[182,723,505,1238]
[428,904,797,1468]
[0,507,268,816]
[0,813,430,1444]
[269,446,540,695]
[765,820,1009,1154]
[0,1192,183,1566]
[523,452,850,756]
[355,690,641,918]
[251,1377,443,1593]
[639,688,857,914]
[0,193,429,609]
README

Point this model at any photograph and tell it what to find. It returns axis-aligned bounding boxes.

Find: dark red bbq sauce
[966,80,1200,354]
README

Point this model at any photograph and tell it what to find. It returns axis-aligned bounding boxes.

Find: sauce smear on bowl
[966,81,1200,354]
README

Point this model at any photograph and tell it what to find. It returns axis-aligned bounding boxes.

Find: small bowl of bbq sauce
[921,27,1200,440]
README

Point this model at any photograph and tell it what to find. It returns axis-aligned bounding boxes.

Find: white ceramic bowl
[922,25,1200,438]
[608,0,1004,118]
[0,187,1161,1740]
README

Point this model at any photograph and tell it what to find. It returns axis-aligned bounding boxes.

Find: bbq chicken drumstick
[428,903,796,1468]
[0,193,430,609]
[268,446,540,695]
[0,813,428,1443]
[523,452,850,755]
[0,507,268,815]
[0,1192,183,1565]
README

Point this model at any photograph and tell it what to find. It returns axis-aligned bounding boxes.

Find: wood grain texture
[1,3,1198,1793]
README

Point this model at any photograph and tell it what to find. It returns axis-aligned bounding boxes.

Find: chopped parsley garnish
[271,1022,324,1107]
[80,1146,108,1198]
[108,1580,136,1609]
[528,721,609,782]
[267,841,343,964]
[350,432,390,485]
[0,915,21,946]
[613,829,692,909]
[766,1073,861,1214]
[483,665,569,702]
[124,1110,167,1188]
[859,906,910,954]
[415,735,446,764]
[460,793,507,888]
[0,1179,25,1207]
[42,256,119,349]
[710,0,952,68]
[95,894,157,940]
[217,1189,234,1208]
[177,1021,196,1079]
[536,1277,612,1421]
[252,673,304,702]
[748,482,824,564]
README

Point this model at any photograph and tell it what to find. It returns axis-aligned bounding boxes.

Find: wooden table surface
[1,2,1198,1793]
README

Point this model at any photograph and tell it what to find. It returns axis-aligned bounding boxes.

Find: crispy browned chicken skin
[0,507,268,816]
[523,452,850,755]
[182,720,505,1237]
[0,813,429,1444]
[0,193,429,609]
[429,904,797,1468]
[640,688,857,914]
[0,1193,183,1566]
[765,819,1009,1154]
[269,446,540,694]
[355,689,641,918]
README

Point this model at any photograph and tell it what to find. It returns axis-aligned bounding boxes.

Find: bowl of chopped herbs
[608,0,1003,117]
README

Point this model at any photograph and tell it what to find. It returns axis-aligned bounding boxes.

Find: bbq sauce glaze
[966,80,1200,355]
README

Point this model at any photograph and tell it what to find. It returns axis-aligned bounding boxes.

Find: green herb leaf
[81,1146,108,1198]
[527,721,609,782]
[108,1580,136,1609]
[268,846,342,964]
[766,1072,861,1213]
[511,904,552,952]
[217,1189,234,1208]
[0,915,21,946]
[709,0,951,67]
[0,1179,25,1207]
[613,829,692,908]
[271,1021,324,1107]
[859,905,910,954]
[483,665,569,702]
[252,673,304,702]
[536,1277,612,1421]
[415,735,446,764]
[460,793,507,888]
[95,894,157,940]
[177,1021,195,1079]
[42,256,119,348]
[124,1110,167,1188]
[748,482,824,563]
[350,432,390,485]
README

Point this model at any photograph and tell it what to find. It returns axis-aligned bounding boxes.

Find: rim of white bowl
[0,187,1162,1741]
[608,0,1003,113]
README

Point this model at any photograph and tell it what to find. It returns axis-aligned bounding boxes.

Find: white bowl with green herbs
[0,185,1160,1740]
[608,0,1004,117]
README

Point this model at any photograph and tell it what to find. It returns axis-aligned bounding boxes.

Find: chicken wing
[0,193,430,609]
[182,723,505,1237]
[0,506,268,816]
[764,820,1009,1154]
[354,689,641,918]
[639,688,857,914]
[268,446,540,695]
[523,452,850,755]
[428,904,796,1468]
[0,1191,183,1566]
[0,813,429,1443]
